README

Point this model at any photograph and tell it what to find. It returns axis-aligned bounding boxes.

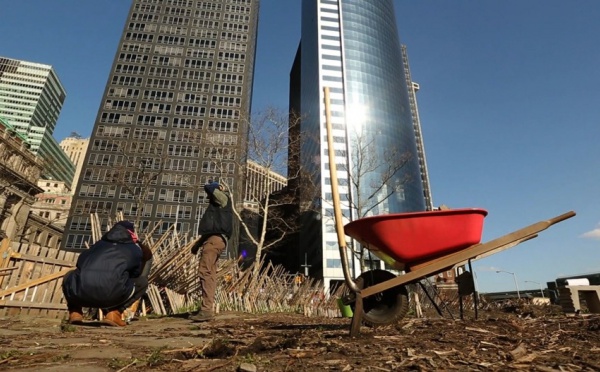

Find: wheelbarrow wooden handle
[547,211,576,225]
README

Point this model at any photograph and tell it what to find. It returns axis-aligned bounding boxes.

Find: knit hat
[204,181,221,195]
[116,220,138,243]
[116,220,135,232]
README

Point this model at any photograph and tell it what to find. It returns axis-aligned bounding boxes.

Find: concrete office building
[0,57,75,188]
[32,179,72,227]
[290,0,431,290]
[63,0,259,254]
[243,160,287,212]
[59,136,89,194]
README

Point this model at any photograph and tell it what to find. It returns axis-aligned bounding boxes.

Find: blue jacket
[63,224,143,308]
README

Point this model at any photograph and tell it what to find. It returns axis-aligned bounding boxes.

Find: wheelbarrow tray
[344,208,488,266]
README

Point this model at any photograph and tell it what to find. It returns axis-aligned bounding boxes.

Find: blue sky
[1,1,598,293]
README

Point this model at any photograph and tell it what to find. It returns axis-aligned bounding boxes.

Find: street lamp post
[525,280,545,298]
[496,270,521,299]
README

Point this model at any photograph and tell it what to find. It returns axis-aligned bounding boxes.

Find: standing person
[62,221,153,327]
[190,180,233,322]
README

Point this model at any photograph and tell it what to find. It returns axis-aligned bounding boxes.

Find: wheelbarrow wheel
[352,269,409,327]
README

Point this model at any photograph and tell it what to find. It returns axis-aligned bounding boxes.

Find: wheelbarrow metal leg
[418,281,444,317]
[469,259,479,320]
[350,293,363,337]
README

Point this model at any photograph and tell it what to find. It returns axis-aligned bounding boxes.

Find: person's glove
[212,189,228,207]
[138,241,153,262]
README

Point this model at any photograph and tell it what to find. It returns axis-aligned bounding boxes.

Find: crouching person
[62,221,153,326]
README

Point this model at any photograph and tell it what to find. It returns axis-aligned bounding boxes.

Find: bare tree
[206,108,307,279]
[347,129,413,271]
[112,138,175,230]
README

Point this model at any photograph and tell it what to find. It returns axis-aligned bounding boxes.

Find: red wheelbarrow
[322,86,576,336]
[339,208,575,336]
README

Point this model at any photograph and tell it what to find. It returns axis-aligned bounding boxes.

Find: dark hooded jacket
[63,224,143,308]
[197,186,233,241]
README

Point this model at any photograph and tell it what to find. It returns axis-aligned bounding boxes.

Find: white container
[565,278,590,286]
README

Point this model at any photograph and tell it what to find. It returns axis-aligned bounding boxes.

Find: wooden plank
[9,252,76,267]
[23,242,41,256]
[45,272,66,310]
[16,245,40,301]
[36,247,53,317]
[47,310,61,319]
[3,253,26,299]
[147,285,162,315]
[0,268,72,297]
[149,284,167,315]
[0,237,11,269]
[63,251,78,264]
[29,247,49,302]
[164,288,177,313]
[0,299,67,310]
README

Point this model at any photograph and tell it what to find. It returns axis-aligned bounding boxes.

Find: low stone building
[0,119,63,247]
[32,179,72,227]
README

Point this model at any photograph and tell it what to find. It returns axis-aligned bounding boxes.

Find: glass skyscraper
[0,57,75,187]
[290,0,429,289]
[62,0,259,254]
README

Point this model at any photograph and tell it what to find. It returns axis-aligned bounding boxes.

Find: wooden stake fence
[0,237,78,318]
[0,215,349,319]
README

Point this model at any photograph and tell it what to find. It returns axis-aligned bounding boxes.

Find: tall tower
[59,136,89,195]
[402,45,434,211]
[0,57,74,187]
[63,0,259,254]
[290,0,429,289]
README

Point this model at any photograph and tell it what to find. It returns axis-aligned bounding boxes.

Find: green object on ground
[337,298,353,318]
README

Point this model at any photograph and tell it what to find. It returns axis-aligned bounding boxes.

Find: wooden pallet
[0,237,78,318]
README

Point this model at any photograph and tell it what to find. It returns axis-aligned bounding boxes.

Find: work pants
[198,235,226,312]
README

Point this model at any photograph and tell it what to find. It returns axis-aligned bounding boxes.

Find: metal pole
[496,270,520,299]
[525,280,545,298]
[512,272,521,300]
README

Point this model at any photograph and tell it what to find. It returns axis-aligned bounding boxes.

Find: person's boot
[189,310,214,322]
[103,309,126,327]
[68,307,84,325]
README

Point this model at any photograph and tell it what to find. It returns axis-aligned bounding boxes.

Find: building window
[326,259,341,268]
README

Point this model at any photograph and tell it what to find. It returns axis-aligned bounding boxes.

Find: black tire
[352,269,409,327]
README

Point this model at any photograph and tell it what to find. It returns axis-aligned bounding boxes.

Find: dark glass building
[290,0,430,289]
[62,0,259,256]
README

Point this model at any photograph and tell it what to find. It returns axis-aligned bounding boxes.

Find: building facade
[0,57,75,188]
[290,0,430,289]
[32,179,72,227]
[0,118,63,247]
[243,160,287,212]
[59,135,89,194]
[62,0,259,254]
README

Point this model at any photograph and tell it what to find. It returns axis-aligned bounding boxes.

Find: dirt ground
[0,303,599,371]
